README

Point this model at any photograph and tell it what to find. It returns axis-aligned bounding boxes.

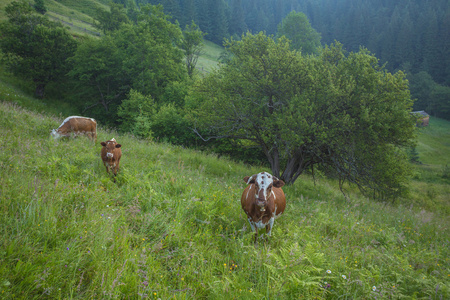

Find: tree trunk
[270,146,281,178]
[35,83,45,99]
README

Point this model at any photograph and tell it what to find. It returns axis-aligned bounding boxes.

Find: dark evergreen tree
[207,0,228,44]
[395,10,414,69]
[181,0,196,28]
[422,9,441,83]
[195,0,211,34]
[229,0,247,35]
[161,0,181,23]
[443,7,450,85]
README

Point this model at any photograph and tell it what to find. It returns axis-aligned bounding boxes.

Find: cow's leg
[266,217,275,236]
[247,219,259,243]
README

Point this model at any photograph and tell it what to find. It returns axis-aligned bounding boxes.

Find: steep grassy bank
[0,101,448,299]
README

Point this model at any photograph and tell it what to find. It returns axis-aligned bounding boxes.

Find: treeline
[132,0,449,119]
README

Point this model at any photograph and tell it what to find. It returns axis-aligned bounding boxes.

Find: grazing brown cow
[241,172,286,242]
[51,116,97,141]
[100,138,122,181]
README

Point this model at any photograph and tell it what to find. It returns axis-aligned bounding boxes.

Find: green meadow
[0,94,449,298]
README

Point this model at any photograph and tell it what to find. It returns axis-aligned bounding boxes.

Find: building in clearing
[411,111,430,126]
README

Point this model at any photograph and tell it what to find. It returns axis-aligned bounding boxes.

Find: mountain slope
[0,99,448,298]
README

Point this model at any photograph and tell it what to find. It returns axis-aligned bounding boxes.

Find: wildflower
[326,270,331,274]
[342,275,347,279]
[372,286,376,291]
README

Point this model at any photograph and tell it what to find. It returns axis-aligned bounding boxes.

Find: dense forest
[135,0,450,119]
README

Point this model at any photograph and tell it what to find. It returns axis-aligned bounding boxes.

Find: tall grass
[0,100,449,299]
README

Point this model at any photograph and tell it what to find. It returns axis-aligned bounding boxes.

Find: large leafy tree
[119,4,186,99]
[0,0,77,98]
[188,33,416,200]
[69,4,186,124]
[94,3,130,34]
[68,36,127,114]
[276,10,321,55]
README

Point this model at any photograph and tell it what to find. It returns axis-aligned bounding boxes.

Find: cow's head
[243,172,285,208]
[101,138,121,159]
[50,129,60,139]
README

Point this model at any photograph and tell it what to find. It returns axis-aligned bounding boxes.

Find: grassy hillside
[416,118,450,166]
[0,0,103,37]
[196,40,225,73]
[0,96,449,298]
[407,118,450,215]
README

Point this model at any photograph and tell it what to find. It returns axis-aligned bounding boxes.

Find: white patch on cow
[253,219,268,229]
[50,129,61,139]
[272,205,278,217]
[254,172,275,200]
[107,153,114,158]
[247,218,256,231]
[246,185,252,200]
[58,116,95,129]
[266,217,275,235]
[271,190,276,200]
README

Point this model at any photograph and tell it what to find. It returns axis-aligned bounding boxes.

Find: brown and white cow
[241,172,286,242]
[51,116,97,141]
[100,138,122,181]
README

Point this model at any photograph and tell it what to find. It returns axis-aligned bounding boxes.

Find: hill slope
[0,100,449,298]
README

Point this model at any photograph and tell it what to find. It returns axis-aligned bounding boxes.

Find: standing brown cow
[51,116,97,141]
[100,138,122,182]
[241,172,286,242]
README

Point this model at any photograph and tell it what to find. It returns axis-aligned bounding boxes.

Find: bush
[117,90,155,138]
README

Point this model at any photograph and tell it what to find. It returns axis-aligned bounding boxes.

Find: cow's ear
[101,142,107,146]
[244,175,256,184]
[115,144,121,148]
[273,179,285,188]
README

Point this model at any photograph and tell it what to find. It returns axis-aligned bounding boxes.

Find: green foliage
[188,33,416,200]
[33,0,46,14]
[409,71,450,120]
[113,5,186,98]
[68,4,186,127]
[94,2,129,33]
[408,146,421,164]
[68,35,127,119]
[151,103,196,145]
[117,89,155,138]
[0,0,77,98]
[276,10,321,55]
[180,21,206,78]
